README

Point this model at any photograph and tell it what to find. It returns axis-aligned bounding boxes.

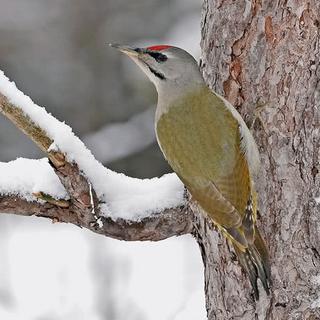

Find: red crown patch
[147,45,172,51]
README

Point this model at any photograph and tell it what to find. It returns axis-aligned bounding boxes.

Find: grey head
[110,44,205,103]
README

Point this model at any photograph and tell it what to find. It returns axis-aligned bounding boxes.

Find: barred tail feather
[233,228,271,300]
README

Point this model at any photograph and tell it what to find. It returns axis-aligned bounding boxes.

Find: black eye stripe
[148,66,165,80]
[147,51,168,63]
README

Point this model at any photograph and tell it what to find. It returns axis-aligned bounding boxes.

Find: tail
[233,228,271,300]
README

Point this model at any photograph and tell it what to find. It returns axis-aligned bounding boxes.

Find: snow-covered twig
[0,70,192,241]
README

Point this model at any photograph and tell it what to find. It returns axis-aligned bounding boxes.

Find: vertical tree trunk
[198,0,320,318]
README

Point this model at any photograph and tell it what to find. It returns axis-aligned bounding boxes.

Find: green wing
[156,87,251,229]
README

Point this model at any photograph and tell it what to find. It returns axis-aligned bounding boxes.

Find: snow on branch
[0,194,192,241]
[0,70,192,241]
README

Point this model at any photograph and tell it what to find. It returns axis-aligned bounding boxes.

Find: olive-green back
[156,87,251,228]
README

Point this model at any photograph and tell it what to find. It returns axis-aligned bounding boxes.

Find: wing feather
[156,87,253,229]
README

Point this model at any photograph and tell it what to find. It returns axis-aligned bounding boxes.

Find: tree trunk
[199,0,320,318]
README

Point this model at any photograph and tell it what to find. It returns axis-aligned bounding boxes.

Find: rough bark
[200,0,320,318]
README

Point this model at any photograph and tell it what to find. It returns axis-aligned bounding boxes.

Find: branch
[0,70,191,241]
[0,87,104,222]
[0,195,192,241]
[0,91,65,169]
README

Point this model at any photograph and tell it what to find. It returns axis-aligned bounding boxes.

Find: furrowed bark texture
[200,0,320,319]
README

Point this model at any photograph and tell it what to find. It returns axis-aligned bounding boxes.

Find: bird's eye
[134,48,144,54]
[147,51,167,63]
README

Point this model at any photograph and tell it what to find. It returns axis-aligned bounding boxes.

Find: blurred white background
[0,0,206,319]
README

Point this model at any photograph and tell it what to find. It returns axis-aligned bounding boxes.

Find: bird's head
[110,44,203,93]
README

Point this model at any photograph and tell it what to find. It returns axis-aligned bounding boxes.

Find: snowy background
[0,0,206,319]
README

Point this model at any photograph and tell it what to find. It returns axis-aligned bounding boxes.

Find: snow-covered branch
[0,195,192,241]
[0,70,192,241]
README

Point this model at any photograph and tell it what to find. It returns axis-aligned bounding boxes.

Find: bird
[111,43,271,299]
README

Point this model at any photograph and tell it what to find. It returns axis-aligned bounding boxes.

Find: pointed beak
[109,43,142,57]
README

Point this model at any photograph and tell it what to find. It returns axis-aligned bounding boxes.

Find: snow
[173,290,207,320]
[6,221,100,320]
[0,70,185,220]
[1,219,206,320]
[106,234,206,320]
[0,158,67,201]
